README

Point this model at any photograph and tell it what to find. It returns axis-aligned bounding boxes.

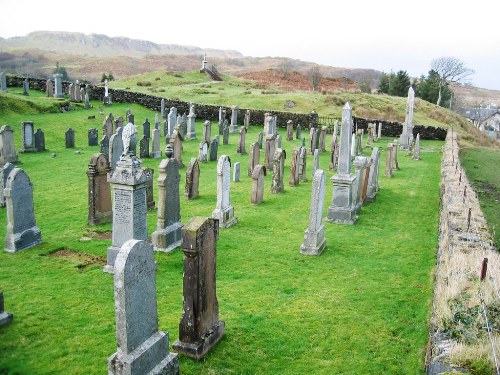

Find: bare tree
[308,65,322,92]
[280,59,292,80]
[431,57,474,106]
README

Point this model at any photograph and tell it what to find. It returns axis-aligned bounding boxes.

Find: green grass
[460,146,500,249]
[0,90,444,374]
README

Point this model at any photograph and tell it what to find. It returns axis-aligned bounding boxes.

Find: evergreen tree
[416,70,452,107]
[378,72,390,94]
[392,70,410,97]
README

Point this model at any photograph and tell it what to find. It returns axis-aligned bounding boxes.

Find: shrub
[137,81,152,87]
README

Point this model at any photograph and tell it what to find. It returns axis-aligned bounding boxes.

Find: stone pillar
[53,73,63,98]
[0,292,13,327]
[385,143,393,177]
[229,105,239,133]
[152,145,182,253]
[326,102,358,224]
[167,108,176,138]
[399,87,415,150]
[87,153,112,225]
[173,217,225,360]
[300,169,327,255]
[0,125,19,164]
[108,240,179,375]
[211,155,237,228]
[244,109,250,129]
[0,72,7,92]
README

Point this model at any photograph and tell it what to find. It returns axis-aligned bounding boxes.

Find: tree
[378,72,390,94]
[280,59,292,80]
[431,56,474,106]
[308,65,322,92]
[416,69,452,107]
[392,70,411,97]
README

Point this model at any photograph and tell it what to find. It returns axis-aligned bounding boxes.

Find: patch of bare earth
[47,249,106,270]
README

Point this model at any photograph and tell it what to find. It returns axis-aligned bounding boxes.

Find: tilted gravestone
[300,169,327,256]
[108,239,179,375]
[251,165,266,205]
[152,146,182,253]
[198,141,208,163]
[173,217,225,360]
[286,120,294,141]
[184,158,200,200]
[365,147,380,203]
[65,128,75,148]
[87,153,112,225]
[298,146,308,182]
[88,128,98,146]
[0,125,19,164]
[211,155,237,228]
[4,167,42,252]
[0,291,13,327]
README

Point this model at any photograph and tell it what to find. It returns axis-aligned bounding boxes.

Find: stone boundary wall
[5,75,446,140]
[426,129,499,374]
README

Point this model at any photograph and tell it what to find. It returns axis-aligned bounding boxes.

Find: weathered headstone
[152,146,182,252]
[350,133,356,160]
[0,125,19,164]
[329,133,338,170]
[237,127,247,155]
[209,137,218,162]
[4,167,42,252]
[127,113,135,125]
[186,105,197,140]
[109,133,124,171]
[244,109,250,129]
[312,149,320,177]
[355,129,363,156]
[161,98,166,119]
[378,122,382,140]
[0,72,7,92]
[264,135,276,170]
[296,124,302,140]
[170,129,184,168]
[87,153,112,225]
[271,148,286,194]
[84,92,90,110]
[263,113,273,137]
[65,128,75,148]
[366,147,380,202]
[326,102,358,224]
[233,162,240,182]
[0,163,15,207]
[248,142,260,177]
[218,119,224,136]
[391,140,399,170]
[319,126,327,152]
[20,121,36,152]
[223,123,229,145]
[352,156,370,211]
[53,73,63,98]
[104,123,148,273]
[257,132,263,149]
[211,155,237,228]
[399,87,415,150]
[251,165,266,204]
[229,105,239,133]
[143,118,151,139]
[151,129,162,158]
[108,239,179,375]
[276,134,282,149]
[0,292,13,327]
[155,113,160,130]
[144,168,155,211]
[88,128,98,146]
[46,79,54,97]
[203,120,211,143]
[22,78,29,96]
[103,114,114,139]
[167,107,176,137]
[413,133,421,160]
[185,158,200,200]
[289,148,300,186]
[198,141,208,163]
[298,146,308,182]
[172,217,225,360]
[385,143,393,178]
[286,120,294,141]
[139,135,150,159]
[366,124,374,148]
[300,169,327,255]
[115,117,124,129]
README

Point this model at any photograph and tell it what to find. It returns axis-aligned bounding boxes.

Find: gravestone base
[364,193,377,204]
[326,206,358,225]
[212,206,237,228]
[326,174,358,225]
[4,227,42,253]
[0,311,13,326]
[229,125,238,133]
[103,245,120,274]
[300,226,326,256]
[108,331,179,375]
[186,131,197,141]
[150,150,162,159]
[173,320,225,361]
[152,222,183,253]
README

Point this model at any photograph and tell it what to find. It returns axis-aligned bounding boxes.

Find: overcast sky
[1,0,499,90]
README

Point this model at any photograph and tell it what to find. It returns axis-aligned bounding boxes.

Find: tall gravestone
[257,132,263,149]
[237,127,246,155]
[296,124,302,140]
[413,133,421,160]
[286,120,294,141]
[104,123,148,274]
[244,109,250,129]
[172,217,225,360]
[139,136,149,159]
[152,146,182,253]
[378,122,382,140]
[151,129,162,158]
[365,147,380,202]
[203,120,211,143]
[185,158,200,200]
[312,149,320,177]
[222,124,229,145]
[0,125,19,164]
[233,162,240,182]
[84,92,90,110]
[300,169,327,255]
[143,118,151,139]
[319,126,327,152]
[385,143,393,178]
[144,168,155,211]
[108,239,179,375]
[88,128,98,146]
[65,128,75,148]
[352,156,369,211]
[399,87,415,150]
[264,135,276,171]
[161,98,166,119]
[46,79,54,97]
[100,135,110,159]
[103,114,114,139]
[298,146,308,182]
[4,168,42,252]
[271,148,286,194]
[170,129,184,168]
[326,103,358,224]
[229,105,238,133]
[329,133,338,170]
[0,163,15,207]
[248,142,260,177]
[0,292,13,326]
[87,153,112,225]
[209,137,218,162]
[53,73,63,98]
[289,148,300,186]
[251,165,266,204]
[109,132,124,171]
[167,108,176,138]
[21,121,36,152]
[198,141,208,163]
[22,79,29,96]
[211,155,237,228]
[0,72,7,92]
[186,105,197,140]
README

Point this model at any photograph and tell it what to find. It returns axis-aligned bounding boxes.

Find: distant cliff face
[0,31,244,58]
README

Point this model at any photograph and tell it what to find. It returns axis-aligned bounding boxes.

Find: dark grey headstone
[184,158,200,200]
[209,138,218,161]
[139,135,149,159]
[143,118,150,139]
[65,128,75,148]
[88,128,98,146]
[223,125,229,145]
[34,129,45,152]
[100,135,110,158]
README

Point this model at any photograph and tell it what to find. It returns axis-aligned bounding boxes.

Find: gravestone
[296,124,302,140]
[152,146,182,252]
[151,129,162,158]
[139,135,150,159]
[22,79,29,96]
[84,92,90,110]
[218,106,224,123]
[54,73,63,98]
[378,122,382,140]
[198,141,208,163]
[144,168,155,211]
[271,148,286,194]
[74,81,82,102]
[233,162,240,182]
[161,98,166,119]
[172,217,225,360]
[127,113,134,125]
[181,113,188,139]
[391,140,399,170]
[186,105,197,140]
[248,142,260,177]
[289,148,300,186]
[244,109,250,129]
[155,113,160,130]
[286,120,294,141]
[176,115,182,134]
[355,129,363,156]
[257,132,263,149]
[264,135,276,170]
[0,72,7,92]
[352,156,369,211]
[103,114,114,139]
[222,124,229,145]
[0,292,13,327]
[366,124,374,148]
[211,155,237,228]
[170,129,184,168]
[143,118,151,139]
[409,134,414,152]
[167,107,176,137]
[4,167,42,252]
[385,143,393,177]
[237,127,247,154]
[276,134,282,149]
[326,102,358,224]
[319,126,327,152]
[108,239,179,375]
[88,128,98,146]
[0,125,19,164]
[46,79,54,97]
[100,135,109,159]
[109,132,124,171]
[366,147,380,202]
[229,105,239,133]
[203,120,211,143]
[65,128,75,148]
[300,169,327,255]
[185,158,200,200]
[412,133,421,160]
[0,163,15,207]
[87,153,112,225]
[21,121,36,152]
[115,117,124,129]
[350,133,356,160]
[163,120,168,137]
[329,133,338,170]
[312,149,320,177]
[104,123,148,274]
[251,165,266,204]
[399,87,414,150]
[298,146,308,182]
[209,137,218,162]
[218,119,224,136]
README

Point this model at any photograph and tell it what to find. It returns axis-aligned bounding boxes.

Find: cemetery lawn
[0,92,443,374]
[460,146,500,249]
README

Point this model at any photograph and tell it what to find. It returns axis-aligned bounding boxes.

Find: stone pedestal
[326,173,358,224]
[104,156,148,274]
